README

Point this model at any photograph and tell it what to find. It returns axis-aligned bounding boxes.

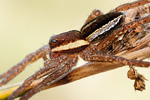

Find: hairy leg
[110,0,150,12]
[96,14,150,51]
[20,65,71,100]
[81,51,149,91]
[0,44,50,86]
[81,51,150,67]
[85,0,150,24]
[12,55,78,100]
[84,0,150,26]
[84,9,103,24]
[8,55,69,100]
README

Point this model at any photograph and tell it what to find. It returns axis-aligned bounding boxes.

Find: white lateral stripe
[52,40,89,52]
[86,15,123,42]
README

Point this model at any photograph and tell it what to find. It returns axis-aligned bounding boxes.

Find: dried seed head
[134,78,146,91]
[127,67,147,91]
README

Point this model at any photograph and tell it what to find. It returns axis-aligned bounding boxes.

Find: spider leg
[85,0,150,24]
[82,52,150,67]
[84,9,103,24]
[8,55,69,100]
[81,51,150,91]
[11,55,78,100]
[110,0,150,12]
[0,44,50,86]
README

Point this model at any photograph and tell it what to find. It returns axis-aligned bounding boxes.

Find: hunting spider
[1,0,150,99]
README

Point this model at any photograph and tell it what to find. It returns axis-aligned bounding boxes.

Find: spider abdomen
[81,12,125,42]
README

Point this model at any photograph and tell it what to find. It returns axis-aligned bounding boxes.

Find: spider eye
[52,39,56,43]
[49,38,57,45]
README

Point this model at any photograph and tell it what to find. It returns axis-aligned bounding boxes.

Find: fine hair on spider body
[1,0,150,100]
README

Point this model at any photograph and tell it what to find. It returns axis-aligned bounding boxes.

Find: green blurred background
[0,0,150,100]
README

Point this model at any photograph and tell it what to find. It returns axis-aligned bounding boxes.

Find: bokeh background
[0,0,150,100]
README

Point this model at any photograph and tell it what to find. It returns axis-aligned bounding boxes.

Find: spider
[1,0,150,99]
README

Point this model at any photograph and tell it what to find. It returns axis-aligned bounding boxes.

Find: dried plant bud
[134,78,145,91]
[127,67,138,80]
[127,67,147,91]
[138,73,148,81]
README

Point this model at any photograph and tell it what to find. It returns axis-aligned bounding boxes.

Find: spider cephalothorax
[1,0,150,100]
[49,30,89,53]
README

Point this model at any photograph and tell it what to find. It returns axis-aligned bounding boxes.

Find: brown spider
[1,0,150,99]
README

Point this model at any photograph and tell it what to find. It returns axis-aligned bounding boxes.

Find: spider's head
[49,30,89,54]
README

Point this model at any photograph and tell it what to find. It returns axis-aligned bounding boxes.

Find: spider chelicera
[1,0,150,99]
